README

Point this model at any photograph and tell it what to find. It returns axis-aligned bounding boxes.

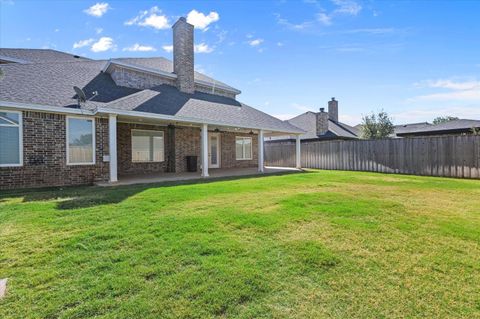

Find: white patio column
[108,114,118,183]
[295,134,301,169]
[258,129,264,172]
[201,123,209,177]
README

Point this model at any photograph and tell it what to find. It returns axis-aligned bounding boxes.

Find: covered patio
[98,166,301,187]
[104,111,303,185]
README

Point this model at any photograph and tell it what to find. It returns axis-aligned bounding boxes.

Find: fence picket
[264,135,479,179]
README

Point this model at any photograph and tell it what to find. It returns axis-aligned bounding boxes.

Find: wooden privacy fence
[265,135,480,179]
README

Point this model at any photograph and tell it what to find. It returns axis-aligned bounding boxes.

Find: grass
[0,170,479,318]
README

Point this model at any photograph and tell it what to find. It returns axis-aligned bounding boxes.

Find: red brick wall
[0,111,109,190]
[117,122,171,176]
[174,126,201,173]
[220,132,258,169]
[173,128,258,172]
[0,112,261,190]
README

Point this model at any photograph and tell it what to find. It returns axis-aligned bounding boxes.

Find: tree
[433,116,459,125]
[360,110,394,139]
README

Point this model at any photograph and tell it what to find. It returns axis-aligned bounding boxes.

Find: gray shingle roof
[396,119,480,135]
[0,60,138,107]
[0,48,301,133]
[0,48,90,63]
[282,111,359,140]
[393,122,431,135]
[104,85,302,132]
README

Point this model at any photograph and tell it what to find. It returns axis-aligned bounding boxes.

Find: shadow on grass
[0,170,307,210]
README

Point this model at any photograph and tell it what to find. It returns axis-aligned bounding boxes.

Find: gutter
[0,100,304,135]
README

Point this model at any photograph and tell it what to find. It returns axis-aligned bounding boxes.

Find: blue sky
[1,0,479,124]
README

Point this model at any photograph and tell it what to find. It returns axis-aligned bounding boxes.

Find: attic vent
[73,55,80,58]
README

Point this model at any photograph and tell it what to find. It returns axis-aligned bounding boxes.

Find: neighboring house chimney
[328,97,338,122]
[173,17,195,94]
[316,107,329,136]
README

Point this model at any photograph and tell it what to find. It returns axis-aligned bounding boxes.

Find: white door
[209,133,220,168]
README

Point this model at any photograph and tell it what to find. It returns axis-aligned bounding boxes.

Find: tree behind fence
[264,135,480,179]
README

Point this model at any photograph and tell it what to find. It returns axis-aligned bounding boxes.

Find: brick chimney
[328,97,338,122]
[316,107,329,136]
[173,17,195,94]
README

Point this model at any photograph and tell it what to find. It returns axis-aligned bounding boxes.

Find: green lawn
[1,170,479,318]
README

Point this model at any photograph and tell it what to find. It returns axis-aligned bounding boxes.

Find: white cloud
[123,44,156,52]
[292,103,316,112]
[340,114,362,125]
[125,6,170,30]
[277,42,284,47]
[317,12,332,26]
[54,28,60,32]
[186,10,219,30]
[95,27,103,34]
[412,78,480,102]
[91,37,115,52]
[393,107,480,123]
[194,43,214,53]
[417,79,480,91]
[162,45,173,53]
[248,38,263,46]
[332,0,362,16]
[73,38,94,49]
[276,14,313,31]
[84,2,110,17]
[414,90,480,102]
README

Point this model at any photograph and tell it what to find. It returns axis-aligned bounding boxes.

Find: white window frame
[0,109,23,167]
[66,116,96,166]
[131,129,165,163]
[235,136,253,160]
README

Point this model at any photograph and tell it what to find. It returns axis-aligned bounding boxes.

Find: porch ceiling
[115,114,298,136]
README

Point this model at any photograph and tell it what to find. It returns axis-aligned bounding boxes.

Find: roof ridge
[105,89,157,106]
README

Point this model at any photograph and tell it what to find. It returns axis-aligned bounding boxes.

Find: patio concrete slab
[98,166,301,187]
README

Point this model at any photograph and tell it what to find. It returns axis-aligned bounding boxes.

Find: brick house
[0,17,303,190]
[266,98,361,143]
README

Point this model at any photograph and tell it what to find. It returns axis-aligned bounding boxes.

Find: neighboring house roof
[396,119,480,136]
[270,111,360,140]
[392,122,431,137]
[0,48,90,64]
[0,48,302,133]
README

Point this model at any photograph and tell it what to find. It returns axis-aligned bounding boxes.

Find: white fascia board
[194,79,241,95]
[0,100,304,134]
[0,55,29,64]
[0,101,95,116]
[105,60,241,95]
[104,60,177,80]
[97,107,304,134]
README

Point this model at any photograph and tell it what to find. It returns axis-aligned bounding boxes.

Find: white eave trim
[0,55,29,64]
[0,101,95,115]
[96,107,304,134]
[102,60,242,95]
[0,100,304,134]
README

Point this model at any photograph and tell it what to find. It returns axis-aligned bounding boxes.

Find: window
[236,136,252,160]
[67,117,95,165]
[131,130,164,162]
[0,110,22,167]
